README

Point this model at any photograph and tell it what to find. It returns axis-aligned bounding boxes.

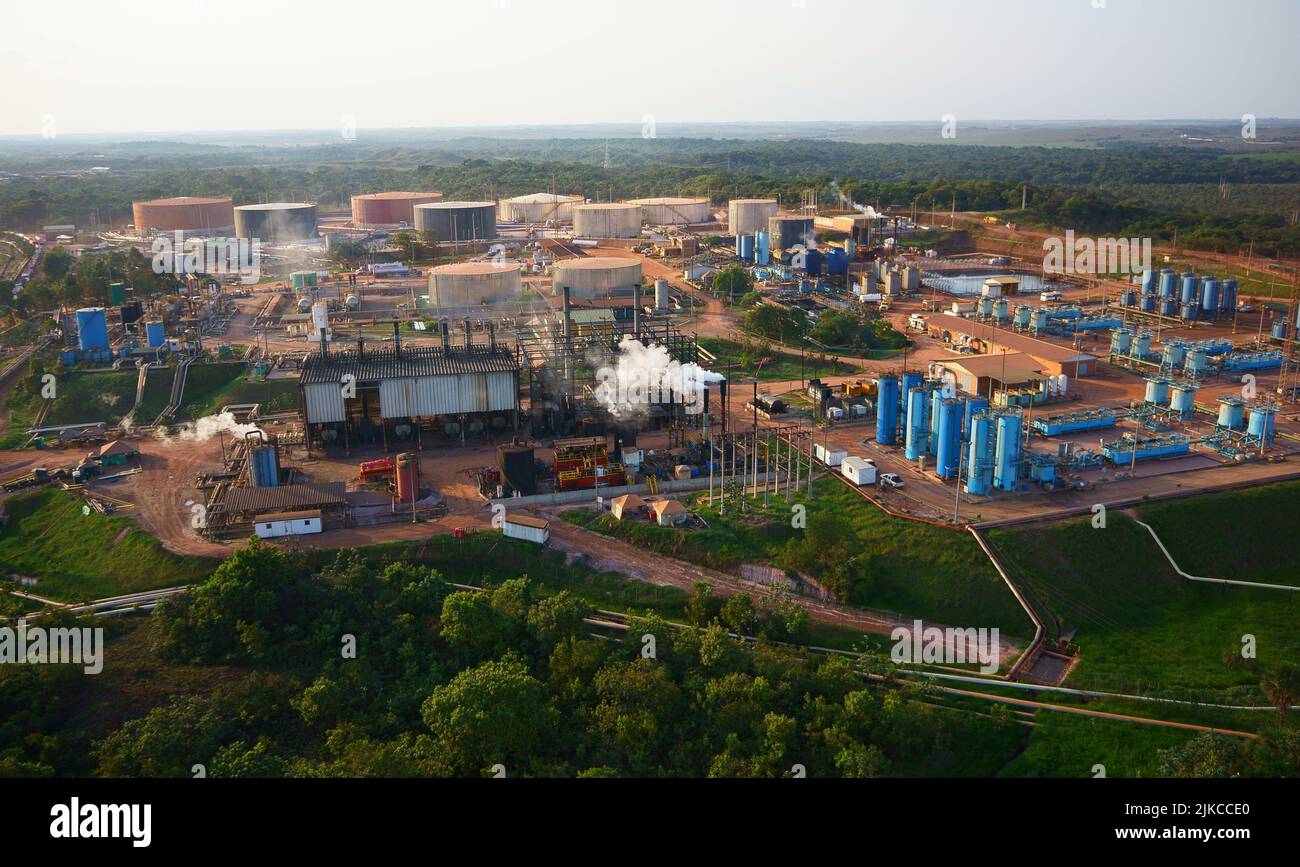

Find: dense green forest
[3,540,1295,779]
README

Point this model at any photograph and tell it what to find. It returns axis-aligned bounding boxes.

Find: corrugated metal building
[299,341,520,452]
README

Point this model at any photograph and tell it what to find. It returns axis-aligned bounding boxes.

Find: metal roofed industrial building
[936,352,1046,396]
[930,314,1099,377]
[299,336,521,453]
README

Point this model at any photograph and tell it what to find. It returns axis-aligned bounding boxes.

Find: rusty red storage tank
[351,192,444,227]
[394,452,420,504]
[132,196,236,235]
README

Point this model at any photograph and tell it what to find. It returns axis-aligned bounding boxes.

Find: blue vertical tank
[1200,278,1220,316]
[1180,274,1199,306]
[965,413,996,496]
[1217,397,1246,430]
[826,248,848,276]
[76,307,109,351]
[905,387,929,461]
[736,235,755,261]
[927,388,943,457]
[935,399,962,479]
[1221,279,1237,315]
[875,376,900,445]
[755,232,771,266]
[1247,404,1277,445]
[963,397,989,438]
[993,413,1022,492]
[1159,269,1178,299]
[1141,270,1157,295]
[803,249,824,276]
[250,445,280,487]
[145,320,166,348]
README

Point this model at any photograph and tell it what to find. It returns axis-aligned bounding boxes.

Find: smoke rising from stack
[593,337,724,418]
[164,411,264,443]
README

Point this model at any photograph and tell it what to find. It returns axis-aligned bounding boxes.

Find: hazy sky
[2,0,1297,135]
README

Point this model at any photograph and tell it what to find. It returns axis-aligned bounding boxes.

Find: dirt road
[537,507,1025,658]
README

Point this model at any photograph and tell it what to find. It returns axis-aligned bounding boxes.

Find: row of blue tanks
[874,374,1029,494]
[1119,270,1239,322]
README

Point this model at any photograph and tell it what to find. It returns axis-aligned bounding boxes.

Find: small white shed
[840,457,878,487]
[815,444,848,466]
[503,513,550,545]
[254,510,323,539]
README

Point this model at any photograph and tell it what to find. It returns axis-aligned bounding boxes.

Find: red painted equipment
[359,457,395,479]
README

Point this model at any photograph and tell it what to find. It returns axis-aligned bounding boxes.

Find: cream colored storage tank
[727,198,779,236]
[572,203,643,239]
[552,257,642,299]
[499,193,583,224]
[427,262,523,307]
[628,196,711,226]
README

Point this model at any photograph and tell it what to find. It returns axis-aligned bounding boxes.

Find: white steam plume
[594,337,724,418]
[164,411,264,444]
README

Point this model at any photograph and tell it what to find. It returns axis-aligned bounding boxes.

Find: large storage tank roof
[627,196,709,206]
[503,193,582,204]
[417,200,496,210]
[575,202,638,211]
[237,202,315,210]
[553,256,641,270]
[354,191,443,201]
[430,262,522,276]
[137,196,232,206]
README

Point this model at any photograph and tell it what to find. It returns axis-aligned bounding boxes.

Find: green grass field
[987,506,1300,702]
[1136,483,1300,588]
[696,337,859,382]
[564,476,1032,637]
[996,712,1198,778]
[0,489,216,602]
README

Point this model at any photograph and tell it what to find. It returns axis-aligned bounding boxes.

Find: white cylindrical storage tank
[654,279,670,308]
[427,262,523,307]
[572,203,642,239]
[552,257,642,299]
[728,198,779,236]
[498,193,583,224]
[628,197,711,226]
